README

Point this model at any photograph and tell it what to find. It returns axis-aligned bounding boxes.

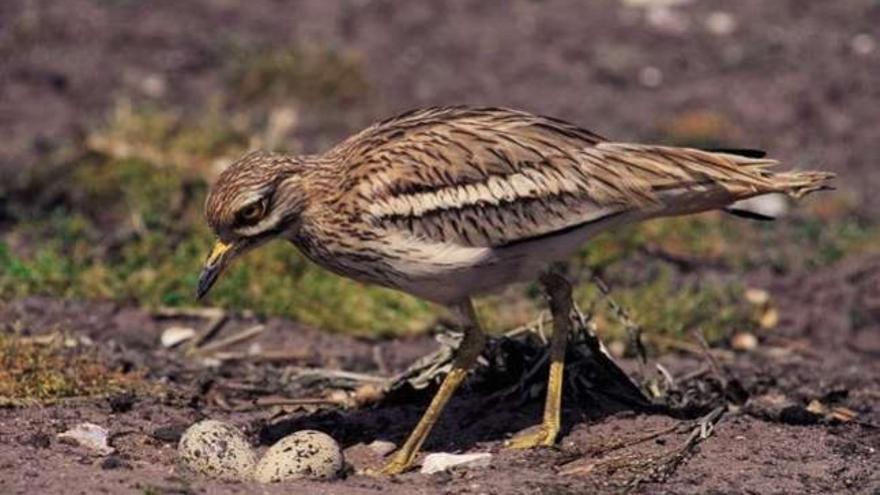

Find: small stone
[254,430,344,482]
[759,308,779,329]
[639,66,663,88]
[420,452,492,474]
[806,399,827,416]
[178,420,257,481]
[851,34,876,56]
[645,7,690,34]
[744,288,770,306]
[161,326,196,348]
[367,440,397,457]
[58,423,114,456]
[141,74,167,98]
[705,11,737,36]
[607,340,626,358]
[731,332,758,351]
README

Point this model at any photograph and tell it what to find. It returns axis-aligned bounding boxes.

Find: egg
[177,420,257,481]
[254,430,344,482]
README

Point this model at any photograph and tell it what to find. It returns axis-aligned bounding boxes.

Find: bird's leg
[507,267,573,450]
[378,299,486,475]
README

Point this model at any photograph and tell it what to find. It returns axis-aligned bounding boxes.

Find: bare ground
[1,255,878,495]
[1,0,879,493]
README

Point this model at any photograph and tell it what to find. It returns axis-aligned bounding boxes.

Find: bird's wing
[334,107,812,248]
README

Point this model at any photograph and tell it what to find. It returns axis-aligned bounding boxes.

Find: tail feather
[660,146,835,200]
[592,143,836,217]
[766,170,836,199]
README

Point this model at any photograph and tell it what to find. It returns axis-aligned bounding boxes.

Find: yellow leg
[507,269,573,449]
[378,299,486,475]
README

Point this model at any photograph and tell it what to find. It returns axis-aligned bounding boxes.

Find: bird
[196,106,833,474]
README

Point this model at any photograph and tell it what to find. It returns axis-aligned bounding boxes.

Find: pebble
[177,420,257,481]
[160,326,196,348]
[367,440,397,457]
[731,332,758,351]
[639,66,663,88]
[705,11,737,36]
[420,452,492,474]
[58,423,114,456]
[254,430,344,482]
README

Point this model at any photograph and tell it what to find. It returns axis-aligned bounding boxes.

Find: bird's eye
[237,200,267,225]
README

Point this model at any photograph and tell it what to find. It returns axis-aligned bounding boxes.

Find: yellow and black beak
[196,240,235,300]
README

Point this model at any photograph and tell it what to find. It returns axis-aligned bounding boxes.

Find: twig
[675,365,711,384]
[557,422,682,471]
[590,272,648,367]
[624,405,727,492]
[209,349,310,363]
[191,324,264,356]
[372,345,389,375]
[152,306,229,353]
[691,329,724,381]
[253,396,350,408]
[189,311,229,353]
[286,367,388,385]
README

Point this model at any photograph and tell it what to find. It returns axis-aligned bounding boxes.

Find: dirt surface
[2,0,879,213]
[1,253,879,495]
[2,0,879,494]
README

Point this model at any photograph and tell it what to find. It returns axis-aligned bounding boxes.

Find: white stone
[851,34,876,56]
[420,452,492,474]
[160,326,196,348]
[58,423,114,455]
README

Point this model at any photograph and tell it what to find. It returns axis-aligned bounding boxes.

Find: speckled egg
[177,420,257,481]
[254,430,344,482]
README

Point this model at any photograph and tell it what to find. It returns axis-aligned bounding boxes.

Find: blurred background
[1,0,877,348]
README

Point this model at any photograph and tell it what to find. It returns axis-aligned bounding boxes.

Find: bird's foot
[366,451,415,476]
[505,424,559,450]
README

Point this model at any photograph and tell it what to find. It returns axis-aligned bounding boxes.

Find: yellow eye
[238,200,266,223]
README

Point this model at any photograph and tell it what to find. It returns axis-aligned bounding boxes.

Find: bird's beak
[197,240,236,300]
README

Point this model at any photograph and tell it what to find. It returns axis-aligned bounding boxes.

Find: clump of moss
[0,334,143,401]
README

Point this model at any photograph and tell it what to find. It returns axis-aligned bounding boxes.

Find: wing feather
[329,107,829,248]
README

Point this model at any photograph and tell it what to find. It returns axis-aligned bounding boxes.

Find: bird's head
[197,150,308,300]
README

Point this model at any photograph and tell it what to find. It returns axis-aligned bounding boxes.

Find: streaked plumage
[203,106,832,303]
[197,106,834,474]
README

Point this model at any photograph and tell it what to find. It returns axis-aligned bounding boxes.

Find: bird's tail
[591,143,836,219]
